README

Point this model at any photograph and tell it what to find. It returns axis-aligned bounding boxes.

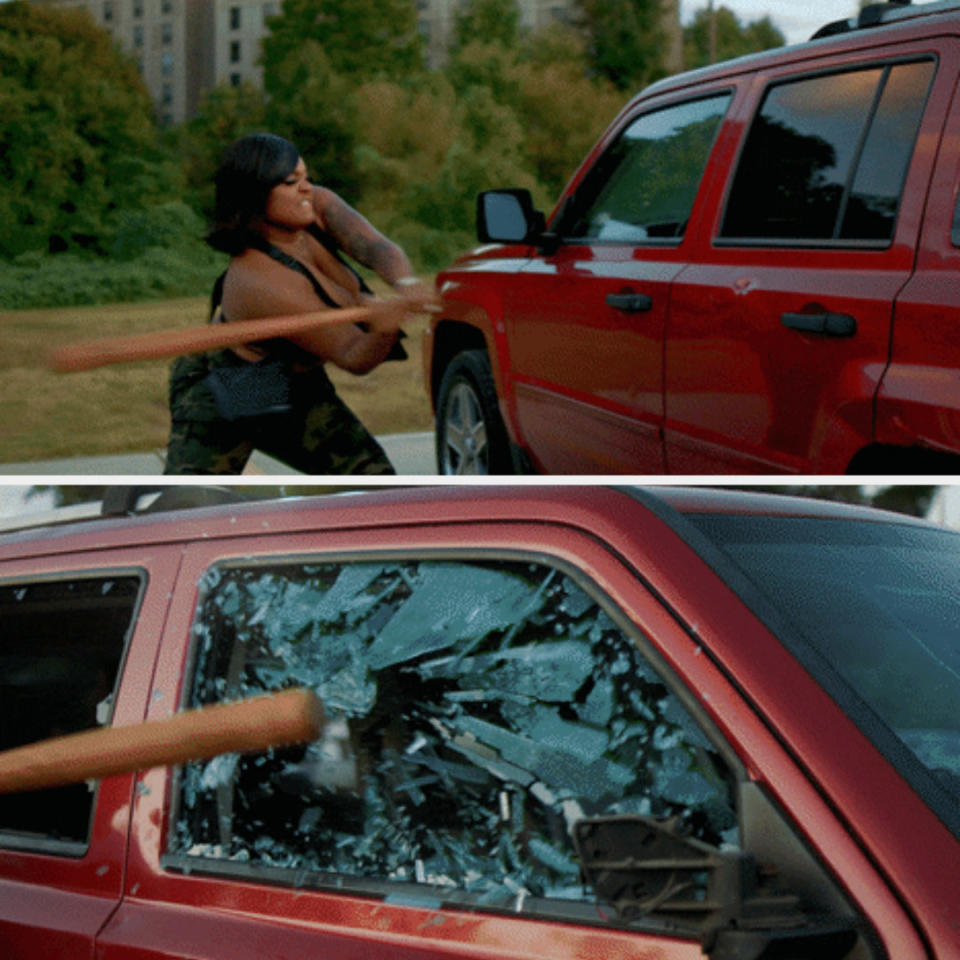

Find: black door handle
[781,312,857,337]
[606,292,653,313]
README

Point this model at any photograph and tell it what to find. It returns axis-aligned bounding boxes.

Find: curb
[0,433,437,477]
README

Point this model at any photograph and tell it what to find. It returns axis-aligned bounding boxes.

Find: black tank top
[210,224,406,361]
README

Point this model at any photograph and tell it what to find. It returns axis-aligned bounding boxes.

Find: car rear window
[721,59,934,244]
[687,513,960,835]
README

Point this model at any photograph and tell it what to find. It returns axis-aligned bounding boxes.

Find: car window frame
[714,53,938,251]
[553,88,736,249]
[0,566,147,858]
[161,544,747,932]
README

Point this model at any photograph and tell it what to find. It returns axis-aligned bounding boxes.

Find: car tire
[435,350,513,475]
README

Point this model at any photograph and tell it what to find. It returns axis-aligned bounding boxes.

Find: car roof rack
[0,485,250,535]
[811,0,960,40]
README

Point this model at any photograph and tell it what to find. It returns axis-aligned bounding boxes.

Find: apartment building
[31,0,278,123]
[30,0,682,123]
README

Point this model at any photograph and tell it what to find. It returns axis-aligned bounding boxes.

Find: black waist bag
[200,272,295,421]
[204,356,293,421]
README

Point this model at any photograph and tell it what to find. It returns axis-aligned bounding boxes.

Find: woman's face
[264,157,314,230]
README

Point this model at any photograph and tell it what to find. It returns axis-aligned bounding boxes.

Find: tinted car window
[0,574,141,851]
[689,515,960,835]
[171,558,737,917]
[722,60,933,243]
[565,94,731,243]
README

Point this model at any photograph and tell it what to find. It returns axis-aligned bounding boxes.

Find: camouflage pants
[164,350,395,475]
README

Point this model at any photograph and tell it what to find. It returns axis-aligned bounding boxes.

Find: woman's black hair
[206,132,301,255]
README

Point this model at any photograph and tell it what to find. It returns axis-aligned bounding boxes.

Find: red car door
[92,493,935,960]
[877,59,960,462]
[502,90,733,473]
[96,519,738,960]
[665,42,949,473]
[0,547,177,960]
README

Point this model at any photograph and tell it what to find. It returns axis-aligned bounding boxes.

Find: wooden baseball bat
[0,688,323,794]
[47,303,383,373]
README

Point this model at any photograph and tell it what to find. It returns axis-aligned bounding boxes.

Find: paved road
[0,432,438,477]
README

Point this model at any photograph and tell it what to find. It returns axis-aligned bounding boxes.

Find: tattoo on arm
[322,191,410,281]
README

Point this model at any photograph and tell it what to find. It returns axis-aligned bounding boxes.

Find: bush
[387,221,476,272]
[109,202,209,261]
[0,241,226,309]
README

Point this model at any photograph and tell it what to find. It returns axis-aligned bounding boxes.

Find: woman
[164,132,432,475]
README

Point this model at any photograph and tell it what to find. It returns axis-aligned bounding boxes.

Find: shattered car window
[173,559,737,911]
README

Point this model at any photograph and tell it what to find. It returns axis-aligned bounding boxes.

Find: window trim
[158,850,687,932]
[164,545,746,925]
[555,88,736,250]
[714,53,938,251]
[0,567,147,857]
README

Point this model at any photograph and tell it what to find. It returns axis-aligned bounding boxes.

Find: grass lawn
[0,294,434,466]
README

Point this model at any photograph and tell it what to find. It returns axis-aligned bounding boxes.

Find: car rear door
[500,89,734,473]
[0,543,179,960]
[876,54,960,464]
[664,39,952,473]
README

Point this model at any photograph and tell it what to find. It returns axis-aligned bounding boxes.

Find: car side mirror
[572,815,863,960]
[477,189,545,244]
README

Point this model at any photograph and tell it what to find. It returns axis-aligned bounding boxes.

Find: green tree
[172,82,268,218]
[512,28,627,197]
[446,39,523,108]
[401,84,538,234]
[352,75,459,209]
[445,26,626,202]
[261,0,425,90]
[263,42,362,195]
[573,0,664,91]
[258,0,427,196]
[451,0,522,54]
[0,1,178,258]
[683,5,784,69]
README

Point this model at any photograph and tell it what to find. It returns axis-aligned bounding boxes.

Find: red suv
[426,0,960,474]
[0,485,958,960]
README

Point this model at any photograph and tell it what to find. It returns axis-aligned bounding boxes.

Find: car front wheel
[435,350,513,475]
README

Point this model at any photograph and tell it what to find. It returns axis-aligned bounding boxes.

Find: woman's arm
[312,185,421,291]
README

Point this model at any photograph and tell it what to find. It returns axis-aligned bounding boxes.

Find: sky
[679,0,864,46]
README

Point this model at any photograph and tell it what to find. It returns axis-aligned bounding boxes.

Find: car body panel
[877,58,960,453]
[429,13,960,473]
[0,544,181,960]
[665,38,954,473]
[505,247,673,473]
[429,257,529,452]
[0,489,956,958]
